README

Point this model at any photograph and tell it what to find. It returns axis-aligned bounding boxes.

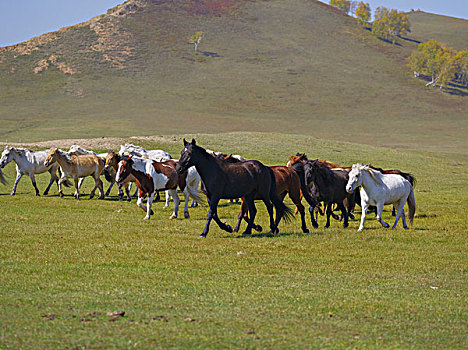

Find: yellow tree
[189,31,204,52]
[372,7,410,44]
[455,49,468,86]
[329,0,351,13]
[408,40,457,89]
[355,2,371,27]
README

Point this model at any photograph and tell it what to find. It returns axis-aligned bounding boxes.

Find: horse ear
[191,139,196,146]
[183,138,188,146]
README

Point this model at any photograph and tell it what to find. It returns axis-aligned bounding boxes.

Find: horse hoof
[303,228,310,234]
[199,234,207,238]
[144,216,150,220]
[312,222,318,229]
[241,232,252,237]
[150,210,154,215]
[343,223,349,228]
[169,214,177,219]
[255,225,263,233]
[225,224,233,233]
[184,212,190,219]
[349,214,355,220]
[10,193,15,196]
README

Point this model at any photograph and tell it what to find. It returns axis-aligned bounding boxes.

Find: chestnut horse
[176,139,294,237]
[44,148,105,199]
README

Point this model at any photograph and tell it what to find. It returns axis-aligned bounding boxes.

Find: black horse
[176,139,294,237]
[303,160,354,228]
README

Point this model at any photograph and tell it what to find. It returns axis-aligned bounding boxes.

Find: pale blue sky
[0,0,466,47]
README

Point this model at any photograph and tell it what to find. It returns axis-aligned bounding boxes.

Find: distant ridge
[0,0,466,155]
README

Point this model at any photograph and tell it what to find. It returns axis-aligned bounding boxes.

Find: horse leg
[144,192,155,220]
[78,177,85,192]
[358,202,369,232]
[392,206,396,216]
[137,190,153,216]
[155,191,161,202]
[125,183,132,202]
[263,198,278,235]
[338,203,349,228]
[376,202,390,228]
[233,200,246,233]
[324,203,332,228]
[241,196,257,236]
[74,178,80,199]
[183,188,190,219]
[164,190,170,208]
[57,176,66,198]
[10,172,23,196]
[28,173,40,196]
[168,189,179,219]
[392,199,407,229]
[200,197,221,238]
[43,169,56,196]
[97,178,104,199]
[105,181,114,197]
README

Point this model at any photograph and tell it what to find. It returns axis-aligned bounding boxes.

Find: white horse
[118,143,172,162]
[0,146,63,196]
[68,145,115,196]
[346,163,416,232]
[205,149,247,162]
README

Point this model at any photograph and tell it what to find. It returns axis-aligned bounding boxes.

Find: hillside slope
[408,11,468,51]
[0,0,466,154]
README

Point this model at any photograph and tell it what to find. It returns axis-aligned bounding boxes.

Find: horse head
[105,151,120,171]
[177,138,198,174]
[115,155,133,183]
[346,163,365,193]
[0,146,13,168]
[44,148,59,167]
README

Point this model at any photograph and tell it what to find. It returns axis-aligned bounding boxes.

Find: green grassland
[0,133,467,349]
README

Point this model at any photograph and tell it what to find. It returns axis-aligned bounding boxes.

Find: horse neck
[191,150,220,187]
[54,150,74,170]
[360,169,384,192]
[10,149,29,167]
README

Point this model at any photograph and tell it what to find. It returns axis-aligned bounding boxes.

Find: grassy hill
[408,11,468,51]
[0,0,467,155]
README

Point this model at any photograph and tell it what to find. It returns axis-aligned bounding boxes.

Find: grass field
[0,133,466,349]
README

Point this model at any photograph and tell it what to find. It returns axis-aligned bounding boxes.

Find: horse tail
[407,187,416,225]
[268,167,294,223]
[402,172,416,188]
[0,169,8,186]
[185,180,205,205]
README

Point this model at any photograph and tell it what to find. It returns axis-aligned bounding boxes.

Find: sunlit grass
[0,133,466,348]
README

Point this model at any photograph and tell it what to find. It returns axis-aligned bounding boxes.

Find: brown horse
[233,165,313,234]
[304,160,355,228]
[115,156,202,220]
[105,151,137,201]
[44,148,105,199]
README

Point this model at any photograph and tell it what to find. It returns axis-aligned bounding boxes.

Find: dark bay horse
[176,139,294,238]
[217,154,314,234]
[303,159,354,228]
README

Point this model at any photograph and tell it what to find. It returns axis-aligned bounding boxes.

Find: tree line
[330,1,468,90]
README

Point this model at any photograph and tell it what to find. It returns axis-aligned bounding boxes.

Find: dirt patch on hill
[0,135,179,151]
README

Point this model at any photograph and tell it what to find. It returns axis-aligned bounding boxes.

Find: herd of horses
[0,139,416,237]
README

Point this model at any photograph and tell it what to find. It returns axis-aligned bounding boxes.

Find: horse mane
[56,149,75,164]
[363,166,385,186]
